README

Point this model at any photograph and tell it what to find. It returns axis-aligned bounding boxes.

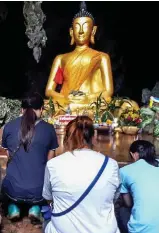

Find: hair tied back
[76,121,84,130]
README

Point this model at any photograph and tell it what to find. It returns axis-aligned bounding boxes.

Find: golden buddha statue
[45,2,113,111]
[45,1,138,114]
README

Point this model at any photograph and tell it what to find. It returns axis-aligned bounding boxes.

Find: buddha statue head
[70,1,97,46]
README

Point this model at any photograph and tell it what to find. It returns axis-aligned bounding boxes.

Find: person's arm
[122,193,133,208]
[120,168,133,208]
[47,150,56,161]
[108,160,121,203]
[47,125,59,161]
[113,161,121,202]
[43,165,53,203]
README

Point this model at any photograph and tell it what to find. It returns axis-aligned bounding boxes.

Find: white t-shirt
[43,149,120,233]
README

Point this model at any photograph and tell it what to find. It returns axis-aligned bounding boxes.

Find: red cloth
[54,67,64,84]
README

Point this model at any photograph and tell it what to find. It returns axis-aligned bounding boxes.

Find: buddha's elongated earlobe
[90,35,95,44]
[69,28,75,45]
[70,35,75,45]
[90,26,97,44]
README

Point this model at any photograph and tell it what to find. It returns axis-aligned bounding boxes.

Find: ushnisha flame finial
[72,1,95,26]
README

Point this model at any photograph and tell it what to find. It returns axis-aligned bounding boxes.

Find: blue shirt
[120,159,159,233]
[2,117,58,201]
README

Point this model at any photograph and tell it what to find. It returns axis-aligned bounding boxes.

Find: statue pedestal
[54,125,66,135]
[53,115,77,134]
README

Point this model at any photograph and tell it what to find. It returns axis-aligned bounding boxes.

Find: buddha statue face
[70,17,97,46]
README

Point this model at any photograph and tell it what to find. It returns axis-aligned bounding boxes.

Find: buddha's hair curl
[72,1,95,26]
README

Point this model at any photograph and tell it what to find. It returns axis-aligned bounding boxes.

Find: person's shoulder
[120,162,133,170]
[38,121,57,138]
[40,120,50,126]
[120,160,143,175]
[99,153,118,166]
[108,156,118,165]
[98,153,118,168]
[40,120,55,130]
[4,117,21,129]
[108,157,119,172]
[47,152,69,168]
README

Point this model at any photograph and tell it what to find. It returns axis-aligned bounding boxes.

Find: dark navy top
[2,117,58,202]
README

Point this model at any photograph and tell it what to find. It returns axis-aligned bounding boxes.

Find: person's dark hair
[72,1,95,26]
[64,116,94,151]
[20,93,44,152]
[129,140,159,167]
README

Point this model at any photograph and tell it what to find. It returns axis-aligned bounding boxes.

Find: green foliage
[140,106,159,137]
[90,93,132,123]
[154,123,159,137]
[90,93,107,122]
[42,98,66,122]
[101,111,114,122]
[48,97,55,116]
[105,96,132,112]
[139,107,155,129]
[0,97,21,127]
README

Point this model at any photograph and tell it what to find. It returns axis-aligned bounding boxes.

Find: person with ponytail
[1,93,58,221]
[42,116,120,233]
[119,140,159,233]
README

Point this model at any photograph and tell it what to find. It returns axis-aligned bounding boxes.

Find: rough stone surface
[1,215,42,233]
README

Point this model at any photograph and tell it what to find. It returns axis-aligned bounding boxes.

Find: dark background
[0,1,158,103]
